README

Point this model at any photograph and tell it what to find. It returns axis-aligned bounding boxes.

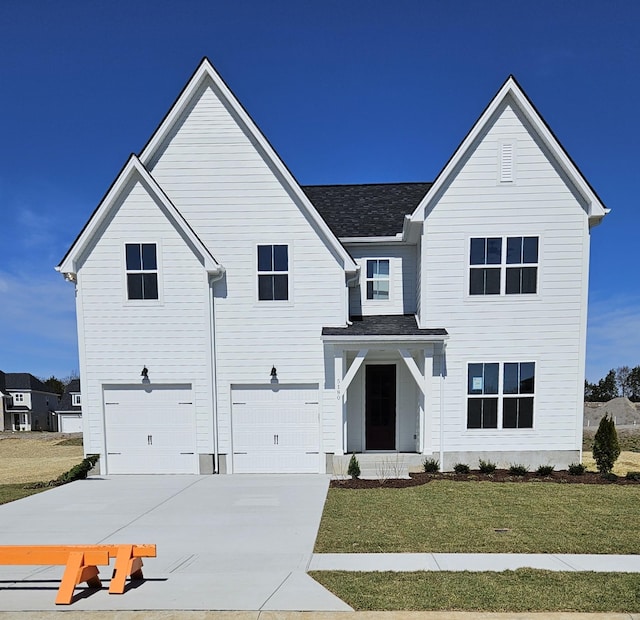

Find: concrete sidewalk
[310,552,640,572]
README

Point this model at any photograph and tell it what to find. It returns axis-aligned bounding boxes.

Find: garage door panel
[104,384,197,474]
[231,384,320,474]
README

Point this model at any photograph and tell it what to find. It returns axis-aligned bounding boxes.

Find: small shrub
[478,459,496,474]
[423,457,439,473]
[568,462,586,476]
[592,414,621,474]
[625,471,640,481]
[453,463,470,474]
[536,464,554,476]
[509,464,528,476]
[347,454,361,479]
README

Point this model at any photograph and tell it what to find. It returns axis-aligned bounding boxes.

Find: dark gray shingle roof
[57,379,81,412]
[302,182,432,238]
[322,315,447,337]
[3,373,49,392]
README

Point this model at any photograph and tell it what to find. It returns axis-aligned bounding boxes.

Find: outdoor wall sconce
[270,366,277,379]
[141,366,149,378]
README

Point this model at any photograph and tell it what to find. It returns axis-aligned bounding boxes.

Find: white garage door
[232,384,320,473]
[59,413,82,433]
[104,384,197,474]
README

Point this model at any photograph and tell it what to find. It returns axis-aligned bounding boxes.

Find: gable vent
[500,142,514,183]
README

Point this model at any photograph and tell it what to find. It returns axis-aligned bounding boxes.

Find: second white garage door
[231,384,320,473]
[104,384,197,474]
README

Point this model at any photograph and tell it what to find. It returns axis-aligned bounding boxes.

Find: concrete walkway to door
[0,474,351,612]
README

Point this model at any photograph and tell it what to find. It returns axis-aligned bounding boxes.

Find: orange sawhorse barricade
[0,544,157,604]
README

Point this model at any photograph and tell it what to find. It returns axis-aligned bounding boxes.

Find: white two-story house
[57,58,608,475]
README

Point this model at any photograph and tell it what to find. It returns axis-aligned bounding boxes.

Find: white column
[333,350,345,455]
[423,346,434,454]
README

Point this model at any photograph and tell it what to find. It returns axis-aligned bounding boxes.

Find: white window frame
[14,393,24,403]
[468,236,539,297]
[466,361,536,430]
[123,242,162,304]
[72,394,81,407]
[365,258,391,302]
[256,243,290,302]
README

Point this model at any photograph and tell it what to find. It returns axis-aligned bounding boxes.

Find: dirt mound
[584,397,640,428]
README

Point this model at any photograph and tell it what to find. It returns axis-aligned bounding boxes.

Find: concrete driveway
[0,475,351,612]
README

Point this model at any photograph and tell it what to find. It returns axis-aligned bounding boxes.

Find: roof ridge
[302,181,432,189]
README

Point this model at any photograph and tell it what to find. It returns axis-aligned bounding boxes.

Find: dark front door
[365,364,396,450]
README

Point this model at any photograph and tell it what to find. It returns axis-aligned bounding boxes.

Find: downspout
[208,268,225,474]
[345,268,360,326]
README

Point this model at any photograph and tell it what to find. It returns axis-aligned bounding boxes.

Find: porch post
[333,349,346,455]
[423,346,434,454]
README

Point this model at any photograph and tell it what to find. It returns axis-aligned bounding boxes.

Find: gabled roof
[322,315,448,339]
[137,57,357,273]
[57,379,81,413]
[302,183,432,238]
[410,75,609,226]
[3,372,51,392]
[57,155,222,277]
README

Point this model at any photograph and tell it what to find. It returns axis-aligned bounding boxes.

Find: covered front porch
[322,315,447,475]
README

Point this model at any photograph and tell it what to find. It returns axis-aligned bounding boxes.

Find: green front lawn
[311,570,640,612]
[315,481,640,554]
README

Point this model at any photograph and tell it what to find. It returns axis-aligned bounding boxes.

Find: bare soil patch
[0,432,84,484]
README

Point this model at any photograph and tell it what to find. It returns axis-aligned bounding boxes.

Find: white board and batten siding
[103,384,197,474]
[420,100,589,456]
[231,384,321,473]
[145,80,347,459]
[76,178,214,463]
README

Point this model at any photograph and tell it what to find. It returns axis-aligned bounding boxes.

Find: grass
[315,480,640,554]
[311,570,640,612]
[0,483,46,505]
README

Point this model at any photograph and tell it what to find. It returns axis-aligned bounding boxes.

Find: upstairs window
[72,394,82,406]
[126,243,158,300]
[258,244,288,301]
[366,259,390,300]
[14,393,24,403]
[469,236,538,296]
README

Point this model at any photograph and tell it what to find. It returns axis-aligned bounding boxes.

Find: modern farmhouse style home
[57,58,608,475]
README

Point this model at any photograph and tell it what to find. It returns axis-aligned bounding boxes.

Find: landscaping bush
[509,464,529,476]
[453,463,470,474]
[478,459,496,474]
[568,463,586,476]
[536,465,555,476]
[423,457,439,473]
[592,414,621,475]
[347,454,361,479]
[626,471,640,481]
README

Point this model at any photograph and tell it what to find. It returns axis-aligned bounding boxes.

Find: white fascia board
[410,76,608,223]
[340,235,405,244]
[138,58,357,274]
[321,334,449,345]
[57,155,223,277]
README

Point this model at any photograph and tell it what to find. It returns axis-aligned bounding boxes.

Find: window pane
[519,397,534,427]
[126,244,141,270]
[258,274,273,300]
[503,398,517,428]
[377,259,389,276]
[506,237,522,264]
[367,260,375,278]
[504,363,519,394]
[143,273,158,300]
[483,398,498,428]
[484,363,499,394]
[469,269,485,295]
[367,281,375,300]
[470,238,486,265]
[486,238,502,264]
[273,245,288,272]
[485,268,500,294]
[273,274,288,300]
[468,364,484,394]
[127,273,143,299]
[258,245,273,272]
[520,362,535,394]
[467,399,482,428]
[521,267,537,294]
[142,244,157,270]
[373,279,389,299]
[506,267,521,294]
[523,237,538,263]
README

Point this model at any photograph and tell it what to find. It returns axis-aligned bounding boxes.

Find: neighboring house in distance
[57,58,608,475]
[56,379,83,434]
[0,371,60,431]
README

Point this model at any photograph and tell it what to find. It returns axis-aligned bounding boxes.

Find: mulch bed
[331,470,640,489]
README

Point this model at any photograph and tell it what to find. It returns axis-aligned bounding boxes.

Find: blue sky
[0,0,637,382]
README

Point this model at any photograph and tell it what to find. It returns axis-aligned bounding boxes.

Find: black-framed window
[258,244,288,301]
[467,361,535,429]
[366,259,390,300]
[470,236,538,295]
[125,243,158,300]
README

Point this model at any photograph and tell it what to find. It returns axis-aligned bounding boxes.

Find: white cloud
[587,294,640,381]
